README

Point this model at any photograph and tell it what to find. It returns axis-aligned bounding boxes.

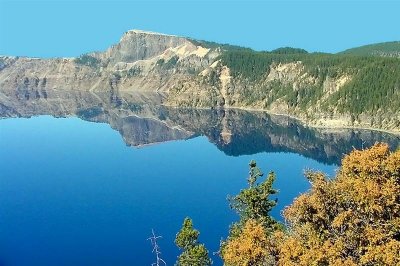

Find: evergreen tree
[221,162,280,265]
[175,217,212,266]
[228,166,279,231]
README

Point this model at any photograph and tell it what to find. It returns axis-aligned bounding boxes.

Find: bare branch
[148,229,167,266]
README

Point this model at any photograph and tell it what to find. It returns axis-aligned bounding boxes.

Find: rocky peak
[100,29,192,64]
[124,29,179,38]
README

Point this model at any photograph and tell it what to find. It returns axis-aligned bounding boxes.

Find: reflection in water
[164,108,399,165]
[0,88,399,165]
[1,87,400,266]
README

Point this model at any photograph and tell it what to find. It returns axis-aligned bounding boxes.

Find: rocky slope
[0,30,399,133]
[0,30,218,93]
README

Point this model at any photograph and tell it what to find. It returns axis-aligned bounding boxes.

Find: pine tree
[175,217,212,266]
[221,161,280,265]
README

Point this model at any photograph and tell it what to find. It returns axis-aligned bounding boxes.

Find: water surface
[0,89,398,266]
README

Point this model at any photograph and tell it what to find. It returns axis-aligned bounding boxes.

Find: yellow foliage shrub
[278,143,400,266]
[221,143,400,266]
[221,219,279,266]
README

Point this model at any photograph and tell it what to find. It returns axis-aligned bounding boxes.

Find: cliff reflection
[0,88,398,165]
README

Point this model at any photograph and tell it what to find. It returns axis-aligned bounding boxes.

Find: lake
[0,89,399,266]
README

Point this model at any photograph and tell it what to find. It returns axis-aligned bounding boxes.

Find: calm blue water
[0,115,340,266]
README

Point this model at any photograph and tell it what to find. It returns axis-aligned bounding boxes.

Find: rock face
[0,29,399,133]
[0,30,218,93]
[98,30,190,63]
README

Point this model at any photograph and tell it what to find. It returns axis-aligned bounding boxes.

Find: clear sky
[0,0,399,58]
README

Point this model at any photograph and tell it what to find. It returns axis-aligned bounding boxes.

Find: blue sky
[0,0,399,58]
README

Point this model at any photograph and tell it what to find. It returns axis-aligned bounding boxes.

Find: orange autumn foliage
[221,143,400,266]
[278,143,400,266]
[221,219,280,266]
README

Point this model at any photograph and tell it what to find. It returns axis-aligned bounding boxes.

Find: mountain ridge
[339,41,400,58]
[0,30,399,134]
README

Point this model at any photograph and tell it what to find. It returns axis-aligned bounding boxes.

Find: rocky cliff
[0,30,218,93]
[0,30,399,133]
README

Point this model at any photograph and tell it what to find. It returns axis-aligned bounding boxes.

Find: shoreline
[163,104,400,136]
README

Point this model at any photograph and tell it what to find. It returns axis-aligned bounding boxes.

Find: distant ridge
[339,41,400,58]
